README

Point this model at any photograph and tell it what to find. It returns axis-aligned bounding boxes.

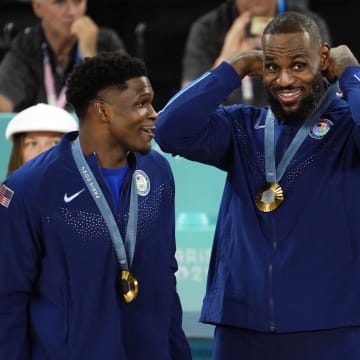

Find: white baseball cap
[5,103,78,141]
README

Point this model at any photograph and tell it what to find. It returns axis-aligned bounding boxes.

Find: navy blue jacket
[156,62,360,333]
[0,132,191,359]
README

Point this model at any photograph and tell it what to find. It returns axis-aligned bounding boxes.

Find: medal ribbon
[264,82,338,183]
[71,137,138,269]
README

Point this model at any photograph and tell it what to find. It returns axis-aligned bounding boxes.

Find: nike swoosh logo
[64,188,86,203]
[254,123,266,129]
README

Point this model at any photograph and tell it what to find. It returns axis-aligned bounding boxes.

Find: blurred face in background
[236,0,278,16]
[7,131,64,176]
[32,0,87,39]
[22,131,63,162]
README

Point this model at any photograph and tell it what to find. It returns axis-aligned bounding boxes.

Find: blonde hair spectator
[5,103,77,175]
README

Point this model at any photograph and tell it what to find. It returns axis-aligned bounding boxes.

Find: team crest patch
[134,170,150,196]
[0,184,14,208]
[309,119,333,139]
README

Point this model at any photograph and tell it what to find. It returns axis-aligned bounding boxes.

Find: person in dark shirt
[0,0,127,112]
[181,0,331,106]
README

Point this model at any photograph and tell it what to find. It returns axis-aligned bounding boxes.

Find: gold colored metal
[119,270,139,303]
[255,182,284,212]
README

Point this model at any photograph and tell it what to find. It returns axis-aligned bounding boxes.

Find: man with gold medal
[0,53,191,359]
[156,11,360,360]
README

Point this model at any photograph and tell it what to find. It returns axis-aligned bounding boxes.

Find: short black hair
[66,52,148,118]
[263,11,323,46]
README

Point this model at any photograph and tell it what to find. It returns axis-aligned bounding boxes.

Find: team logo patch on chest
[309,119,333,139]
[134,170,150,196]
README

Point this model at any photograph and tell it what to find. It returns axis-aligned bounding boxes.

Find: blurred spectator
[5,103,77,175]
[181,0,332,106]
[0,0,127,113]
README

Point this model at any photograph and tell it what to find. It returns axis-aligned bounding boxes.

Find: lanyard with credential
[42,43,81,108]
[71,137,139,302]
[255,82,338,212]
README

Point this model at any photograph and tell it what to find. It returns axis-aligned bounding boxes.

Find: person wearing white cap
[5,103,78,175]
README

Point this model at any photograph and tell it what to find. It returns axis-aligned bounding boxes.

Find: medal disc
[255,182,284,212]
[119,270,139,303]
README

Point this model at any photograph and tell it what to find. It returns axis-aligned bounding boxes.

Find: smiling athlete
[156,11,360,360]
[0,53,191,360]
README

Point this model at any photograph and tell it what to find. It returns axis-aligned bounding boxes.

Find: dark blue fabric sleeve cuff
[210,61,243,93]
[339,66,360,95]
[339,66,360,126]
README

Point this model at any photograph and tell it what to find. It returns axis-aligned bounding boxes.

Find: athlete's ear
[320,43,331,71]
[93,100,110,122]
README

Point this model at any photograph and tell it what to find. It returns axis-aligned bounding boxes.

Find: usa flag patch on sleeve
[354,72,360,82]
[0,184,14,208]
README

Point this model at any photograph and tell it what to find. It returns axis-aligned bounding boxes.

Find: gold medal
[119,270,139,303]
[255,182,284,212]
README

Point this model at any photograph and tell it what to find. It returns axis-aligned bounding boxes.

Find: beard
[265,73,326,124]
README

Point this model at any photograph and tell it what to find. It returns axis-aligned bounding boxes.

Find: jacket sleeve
[0,182,42,360]
[339,66,360,150]
[156,62,241,169]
